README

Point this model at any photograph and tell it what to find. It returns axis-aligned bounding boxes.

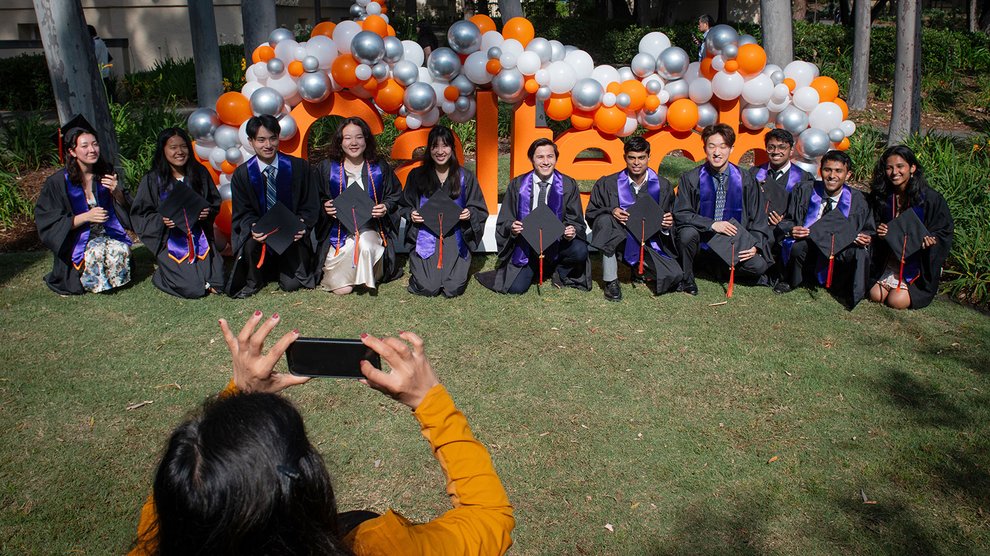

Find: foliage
[0,113,58,173]
[0,169,34,227]
[0,53,55,111]
[845,124,886,182]
[109,101,185,192]
[122,45,247,104]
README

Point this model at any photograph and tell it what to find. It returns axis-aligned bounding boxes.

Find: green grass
[1,247,988,554]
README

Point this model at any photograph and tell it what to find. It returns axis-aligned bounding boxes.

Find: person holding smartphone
[129,312,515,555]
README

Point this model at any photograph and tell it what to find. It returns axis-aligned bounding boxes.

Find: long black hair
[870,145,928,215]
[152,393,351,555]
[65,128,115,187]
[151,127,201,192]
[327,117,379,164]
[418,126,461,198]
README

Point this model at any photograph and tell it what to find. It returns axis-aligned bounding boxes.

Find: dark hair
[699,14,715,26]
[764,128,795,147]
[328,117,379,164]
[246,115,280,140]
[820,149,852,170]
[65,128,114,186]
[701,123,735,147]
[151,128,201,192]
[87,25,97,37]
[418,126,461,198]
[624,136,650,155]
[869,145,928,210]
[527,138,558,160]
[153,393,350,555]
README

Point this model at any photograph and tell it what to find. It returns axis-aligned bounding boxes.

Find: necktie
[713,172,727,220]
[774,169,784,181]
[823,197,834,216]
[264,166,277,210]
[536,181,547,208]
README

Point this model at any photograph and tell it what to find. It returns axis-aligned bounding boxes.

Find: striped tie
[713,172,727,221]
[265,166,277,210]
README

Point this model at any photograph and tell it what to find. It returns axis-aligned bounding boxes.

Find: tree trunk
[888,0,921,145]
[761,0,795,68]
[188,0,224,109]
[970,0,978,32]
[635,0,652,26]
[32,0,120,166]
[794,0,808,21]
[848,0,871,110]
[980,0,990,32]
[497,0,523,20]
[241,0,277,61]
[718,0,728,23]
[837,0,851,25]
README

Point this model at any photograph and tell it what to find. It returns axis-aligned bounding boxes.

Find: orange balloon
[216,92,252,126]
[570,110,595,130]
[386,25,396,37]
[215,199,232,236]
[620,80,647,111]
[360,77,380,95]
[834,97,849,119]
[332,54,360,88]
[220,160,236,175]
[288,60,305,77]
[724,59,739,73]
[311,21,336,38]
[783,78,796,92]
[594,106,626,135]
[606,82,621,95]
[502,17,535,47]
[524,77,539,94]
[375,79,405,113]
[470,14,496,34]
[363,15,388,37]
[666,98,699,132]
[545,95,573,121]
[252,44,275,64]
[486,59,502,74]
[810,76,840,102]
[699,57,716,80]
[394,116,408,131]
[380,5,387,14]
[736,43,767,76]
[645,95,661,112]
[837,137,851,151]
[444,85,460,101]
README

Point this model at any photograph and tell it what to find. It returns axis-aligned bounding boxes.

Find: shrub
[0,53,55,111]
[109,100,185,191]
[0,114,58,173]
[0,169,34,228]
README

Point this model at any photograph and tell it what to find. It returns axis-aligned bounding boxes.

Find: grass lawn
[1,244,988,555]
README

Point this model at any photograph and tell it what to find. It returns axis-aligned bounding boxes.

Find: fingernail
[254,310,262,316]
[398,330,406,334]
[217,319,223,324]
[272,313,279,319]
[360,333,368,339]
[292,329,299,335]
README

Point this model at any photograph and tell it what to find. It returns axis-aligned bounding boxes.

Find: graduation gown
[314,159,403,286]
[779,181,875,309]
[585,169,683,293]
[476,171,592,293]
[131,164,225,298]
[34,169,133,295]
[226,154,320,298]
[869,187,953,309]
[398,166,488,297]
[749,163,814,243]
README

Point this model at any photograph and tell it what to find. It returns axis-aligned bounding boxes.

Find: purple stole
[511,170,564,267]
[755,163,803,193]
[698,164,744,251]
[781,182,852,284]
[160,178,211,264]
[887,193,925,283]
[63,171,131,269]
[617,169,670,265]
[325,160,386,250]
[415,170,468,260]
[247,154,294,215]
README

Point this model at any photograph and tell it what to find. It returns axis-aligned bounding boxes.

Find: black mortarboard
[158,182,210,235]
[764,183,789,216]
[808,208,858,258]
[884,208,928,260]
[52,114,97,163]
[520,205,565,286]
[707,218,757,267]
[417,190,462,238]
[333,184,376,235]
[624,195,664,275]
[253,202,305,255]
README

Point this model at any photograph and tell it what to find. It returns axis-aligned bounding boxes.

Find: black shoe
[604,279,622,302]
[773,282,793,294]
[679,279,698,296]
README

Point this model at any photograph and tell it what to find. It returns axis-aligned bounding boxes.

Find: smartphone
[286,337,380,378]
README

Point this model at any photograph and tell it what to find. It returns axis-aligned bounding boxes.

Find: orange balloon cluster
[215,200,232,235]
[251,44,276,64]
[332,54,361,88]
[810,76,839,102]
[470,14,496,34]
[667,99,699,132]
[736,44,767,76]
[311,21,336,38]
[216,92,252,126]
[502,17,535,47]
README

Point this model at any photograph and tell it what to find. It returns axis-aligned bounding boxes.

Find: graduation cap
[253,201,305,265]
[520,205,565,286]
[809,209,858,288]
[883,208,929,289]
[707,218,757,298]
[332,184,376,266]
[417,190,462,269]
[158,183,210,235]
[624,196,664,276]
[52,114,97,164]
[763,183,789,217]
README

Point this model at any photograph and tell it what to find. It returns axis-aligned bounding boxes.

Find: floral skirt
[80,236,131,293]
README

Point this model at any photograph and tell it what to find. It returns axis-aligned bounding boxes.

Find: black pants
[507,238,589,294]
[676,226,768,281]
[786,239,857,288]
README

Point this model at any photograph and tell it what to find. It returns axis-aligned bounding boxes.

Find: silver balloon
[447,20,482,54]
[455,95,471,111]
[492,69,527,103]
[302,56,320,73]
[403,81,437,114]
[777,105,809,135]
[487,47,502,60]
[704,24,739,56]
[739,34,758,46]
[828,128,846,143]
[213,125,239,150]
[372,62,390,80]
[427,47,462,81]
[349,4,366,18]
[266,58,285,77]
[351,31,385,65]
[631,53,657,78]
[721,43,738,60]
[549,40,566,61]
[797,128,831,158]
[535,86,552,101]
[645,78,663,94]
[571,78,604,111]
[392,60,419,86]
[225,146,243,164]
[452,74,475,95]
[770,70,785,86]
[617,66,635,83]
[250,87,285,116]
[697,102,718,128]
[741,105,771,130]
[526,37,552,63]
[268,28,294,46]
[187,108,220,141]
[298,72,331,102]
[657,47,690,81]
[640,106,667,129]
[218,183,232,202]
[383,36,404,64]
[615,93,631,109]
[665,78,689,101]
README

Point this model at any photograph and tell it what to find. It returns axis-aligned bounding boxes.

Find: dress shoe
[603,279,622,302]
[773,282,793,294]
[680,279,698,296]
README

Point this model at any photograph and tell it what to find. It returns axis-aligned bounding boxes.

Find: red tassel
[727,241,735,298]
[897,234,907,290]
[256,244,267,269]
[638,219,645,275]
[826,234,836,288]
[538,228,544,284]
[352,208,359,267]
[437,214,444,269]
[183,209,195,264]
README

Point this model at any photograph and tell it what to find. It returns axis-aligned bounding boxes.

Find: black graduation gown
[779,182,876,309]
[226,155,320,298]
[748,163,815,243]
[314,159,403,285]
[585,170,683,293]
[476,173,592,293]
[868,187,953,309]
[131,164,226,298]
[397,167,488,297]
[34,169,133,295]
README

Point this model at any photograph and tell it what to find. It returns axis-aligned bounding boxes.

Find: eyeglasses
[766,144,790,153]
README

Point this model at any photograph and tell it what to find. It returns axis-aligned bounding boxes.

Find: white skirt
[320,230,384,291]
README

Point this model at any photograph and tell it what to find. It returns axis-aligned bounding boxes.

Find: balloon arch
[186,1,857,242]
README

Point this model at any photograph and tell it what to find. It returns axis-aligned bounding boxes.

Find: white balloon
[209,147,226,171]
[602,92,616,107]
[267,74,298,98]
[741,74,774,105]
[638,32,672,58]
[355,64,372,81]
[711,71,744,100]
[401,40,425,67]
[284,91,302,107]
[501,39,524,58]
[248,62,270,83]
[193,141,214,160]
[306,35,338,69]
[406,114,422,130]
[548,40,565,61]
[783,61,816,89]
[274,39,300,63]
[294,45,307,61]
[241,81,263,99]
[563,49,594,80]
[617,66,635,82]
[499,51,518,70]
[808,101,843,131]
[618,116,638,137]
[767,96,790,113]
[840,119,856,137]
[658,90,671,104]
[683,61,701,83]
[591,65,620,88]
[711,55,726,73]
[771,83,791,103]
[792,86,820,112]
[237,121,255,155]
[547,61,577,94]
[366,1,382,15]
[417,67,434,84]
[463,51,493,84]
[516,51,542,75]
[480,31,504,52]
[421,106,441,127]
[534,69,550,86]
[688,78,713,104]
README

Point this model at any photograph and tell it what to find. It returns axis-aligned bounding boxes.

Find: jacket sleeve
[130,174,166,254]
[34,173,75,258]
[674,170,715,231]
[562,177,586,230]
[583,176,612,227]
[295,159,320,231]
[462,171,489,250]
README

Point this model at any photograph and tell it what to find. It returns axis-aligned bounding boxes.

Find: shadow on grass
[873,368,970,429]
[0,251,44,287]
[837,496,942,555]
[648,494,774,555]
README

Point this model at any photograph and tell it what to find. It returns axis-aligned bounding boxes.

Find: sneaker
[679,279,698,296]
[603,279,622,302]
[773,282,793,294]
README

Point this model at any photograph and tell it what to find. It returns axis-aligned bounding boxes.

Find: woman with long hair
[399,126,488,297]
[868,145,954,309]
[35,124,133,294]
[131,128,225,298]
[315,117,403,294]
